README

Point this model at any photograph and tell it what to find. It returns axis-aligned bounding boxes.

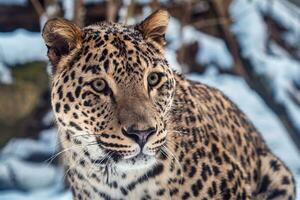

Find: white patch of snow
[166,17,233,70]
[42,111,55,127]
[0,158,61,190]
[62,0,75,20]
[0,29,46,65]
[269,41,291,58]
[230,0,267,57]
[46,5,60,19]
[1,128,58,160]
[0,62,12,84]
[0,0,27,6]
[40,14,49,32]
[0,191,72,200]
[166,17,182,50]
[0,127,71,200]
[118,1,129,24]
[254,0,300,47]
[165,49,182,73]
[0,29,47,84]
[184,26,233,69]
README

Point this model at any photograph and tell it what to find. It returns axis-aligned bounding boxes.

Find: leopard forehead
[55,22,173,87]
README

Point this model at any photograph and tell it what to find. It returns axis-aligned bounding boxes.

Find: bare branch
[107,0,120,22]
[30,0,46,18]
[74,0,85,27]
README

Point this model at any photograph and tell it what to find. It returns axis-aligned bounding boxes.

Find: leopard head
[42,10,176,170]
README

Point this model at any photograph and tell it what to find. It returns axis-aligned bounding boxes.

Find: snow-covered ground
[0,128,72,200]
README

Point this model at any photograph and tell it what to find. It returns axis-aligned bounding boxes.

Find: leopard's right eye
[91,79,106,93]
[148,72,162,87]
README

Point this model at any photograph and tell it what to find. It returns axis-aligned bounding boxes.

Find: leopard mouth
[102,148,157,163]
[96,138,163,165]
[95,132,166,161]
[114,152,157,171]
[90,148,157,172]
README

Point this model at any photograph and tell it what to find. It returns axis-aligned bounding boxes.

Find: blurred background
[0,0,299,199]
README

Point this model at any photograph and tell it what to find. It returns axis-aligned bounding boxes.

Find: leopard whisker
[87,151,112,177]
[103,152,115,184]
[63,148,92,181]
[44,144,86,166]
[162,145,184,180]
[58,133,101,145]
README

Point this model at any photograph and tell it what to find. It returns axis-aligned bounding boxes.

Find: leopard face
[43,11,175,170]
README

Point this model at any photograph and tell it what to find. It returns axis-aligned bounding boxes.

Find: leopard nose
[122,126,156,147]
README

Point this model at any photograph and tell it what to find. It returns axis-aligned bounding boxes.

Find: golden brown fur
[42,10,296,200]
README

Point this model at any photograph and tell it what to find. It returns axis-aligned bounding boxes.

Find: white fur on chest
[69,159,165,200]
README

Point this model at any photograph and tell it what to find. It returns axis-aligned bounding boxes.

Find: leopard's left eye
[147,72,162,87]
[91,78,106,93]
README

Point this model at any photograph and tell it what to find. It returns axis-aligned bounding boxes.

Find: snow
[0,191,72,200]
[165,49,182,73]
[0,159,60,190]
[269,41,291,58]
[254,0,300,46]
[0,0,27,6]
[166,18,234,70]
[0,62,12,84]
[0,128,72,200]
[0,29,46,64]
[1,129,57,160]
[118,0,133,24]
[183,26,233,69]
[42,111,55,127]
[0,29,46,83]
[230,0,300,137]
[62,0,75,21]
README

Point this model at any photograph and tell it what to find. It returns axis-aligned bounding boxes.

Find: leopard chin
[115,153,156,171]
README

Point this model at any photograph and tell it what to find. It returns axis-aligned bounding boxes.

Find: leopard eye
[91,79,106,93]
[147,72,161,87]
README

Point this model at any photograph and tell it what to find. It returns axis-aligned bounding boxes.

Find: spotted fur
[42,10,296,200]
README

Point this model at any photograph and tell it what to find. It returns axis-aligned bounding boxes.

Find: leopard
[42,10,296,200]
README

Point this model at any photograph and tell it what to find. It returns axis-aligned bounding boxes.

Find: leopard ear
[42,18,82,72]
[136,10,169,47]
